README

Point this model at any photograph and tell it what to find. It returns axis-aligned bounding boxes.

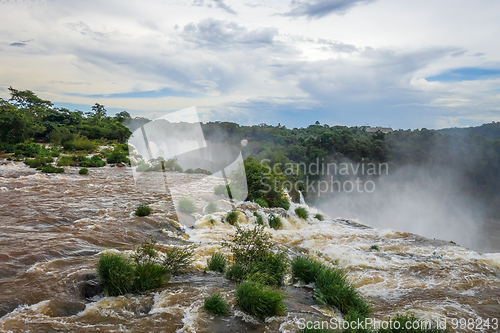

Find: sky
[1,0,500,129]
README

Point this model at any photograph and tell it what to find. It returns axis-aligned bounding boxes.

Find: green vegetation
[206,201,218,214]
[185,167,212,175]
[268,213,283,230]
[62,135,98,152]
[163,245,194,275]
[41,165,64,173]
[207,252,227,273]
[314,214,324,221]
[97,252,135,296]
[57,154,105,167]
[255,198,268,208]
[79,167,88,175]
[80,155,105,167]
[295,207,309,219]
[106,145,130,164]
[253,211,264,225]
[203,293,230,316]
[370,245,380,251]
[208,217,216,225]
[225,210,239,225]
[178,197,196,214]
[131,240,169,292]
[214,184,229,196]
[235,281,286,319]
[135,204,152,217]
[24,155,53,168]
[291,256,324,284]
[376,313,448,333]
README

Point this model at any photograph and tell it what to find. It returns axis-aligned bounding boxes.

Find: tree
[91,103,107,123]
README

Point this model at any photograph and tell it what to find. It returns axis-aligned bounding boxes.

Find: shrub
[79,167,88,175]
[206,201,218,214]
[376,313,448,333]
[276,198,290,211]
[130,240,170,292]
[268,214,282,230]
[57,155,78,166]
[370,245,380,251]
[203,293,230,316]
[291,256,324,284]
[207,253,227,273]
[214,184,228,196]
[63,136,98,152]
[97,252,135,296]
[254,198,268,208]
[245,251,288,286]
[178,197,196,214]
[222,226,274,267]
[313,266,370,317]
[225,263,247,282]
[225,210,239,225]
[253,211,264,225]
[163,245,194,275]
[106,146,129,164]
[235,281,286,319]
[41,165,64,173]
[24,155,53,168]
[13,142,41,157]
[295,207,309,219]
[135,204,152,217]
[314,214,324,221]
[80,155,105,167]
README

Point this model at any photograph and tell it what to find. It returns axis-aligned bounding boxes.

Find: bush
[203,293,230,316]
[135,204,152,217]
[276,198,290,211]
[207,252,227,273]
[163,245,194,275]
[291,256,324,284]
[107,146,130,164]
[206,201,218,214]
[63,136,98,152]
[225,263,247,281]
[14,142,41,157]
[314,214,324,221]
[178,197,196,214]
[41,165,64,173]
[254,198,268,208]
[295,207,309,219]
[24,155,53,168]
[80,155,105,167]
[225,210,239,225]
[253,211,264,225]
[235,281,286,319]
[214,184,229,196]
[268,214,282,230]
[57,155,78,166]
[131,240,169,292]
[79,167,88,175]
[97,252,135,296]
[222,226,274,267]
[245,251,289,286]
[313,266,370,317]
[370,245,380,251]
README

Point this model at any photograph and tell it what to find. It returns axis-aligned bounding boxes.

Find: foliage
[295,207,309,219]
[163,245,195,275]
[370,245,380,251]
[225,210,239,225]
[135,204,152,217]
[253,211,264,225]
[80,155,105,167]
[97,252,135,296]
[268,214,283,230]
[79,167,88,175]
[41,165,64,173]
[235,281,286,319]
[185,168,212,175]
[204,293,230,316]
[214,184,229,196]
[291,256,325,284]
[206,201,218,214]
[106,146,130,164]
[178,197,196,214]
[222,226,274,266]
[255,198,268,208]
[24,155,53,168]
[225,263,247,281]
[314,214,324,221]
[207,252,227,273]
[245,251,289,286]
[131,240,170,292]
[62,135,98,152]
[14,142,43,157]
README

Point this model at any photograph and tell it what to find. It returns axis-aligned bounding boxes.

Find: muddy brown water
[0,162,499,332]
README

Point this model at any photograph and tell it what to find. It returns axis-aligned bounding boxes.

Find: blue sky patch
[426,67,500,82]
[65,87,200,99]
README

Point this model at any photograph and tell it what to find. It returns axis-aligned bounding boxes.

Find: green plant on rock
[295,207,309,219]
[235,281,286,319]
[207,252,227,273]
[225,210,239,225]
[203,293,230,316]
[314,214,324,221]
[254,198,268,208]
[370,245,380,251]
[253,211,264,225]
[79,167,88,175]
[24,155,54,168]
[131,240,169,292]
[163,245,195,275]
[97,252,135,296]
[178,197,196,214]
[135,204,152,217]
[268,213,282,230]
[291,256,324,284]
[206,201,218,214]
[41,165,64,173]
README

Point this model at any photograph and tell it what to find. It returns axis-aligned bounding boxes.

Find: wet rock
[44,299,86,317]
[77,272,103,299]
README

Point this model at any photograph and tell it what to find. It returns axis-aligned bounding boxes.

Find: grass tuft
[207,252,227,273]
[206,201,218,214]
[178,197,196,214]
[225,210,239,225]
[236,281,286,319]
[163,245,194,275]
[203,293,230,316]
[314,214,324,221]
[370,245,380,251]
[295,207,309,219]
[291,256,324,284]
[135,204,152,217]
[79,167,88,175]
[253,211,264,225]
[254,198,268,208]
[268,213,282,229]
[97,252,135,296]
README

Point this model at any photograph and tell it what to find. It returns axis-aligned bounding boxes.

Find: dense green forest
[1,88,500,216]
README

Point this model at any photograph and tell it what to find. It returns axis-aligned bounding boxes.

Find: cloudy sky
[1,0,500,129]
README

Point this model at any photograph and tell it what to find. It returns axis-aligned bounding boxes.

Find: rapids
[0,161,499,332]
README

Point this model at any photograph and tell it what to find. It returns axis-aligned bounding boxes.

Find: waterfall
[299,190,306,205]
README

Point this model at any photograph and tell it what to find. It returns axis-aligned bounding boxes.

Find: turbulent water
[1,161,500,332]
